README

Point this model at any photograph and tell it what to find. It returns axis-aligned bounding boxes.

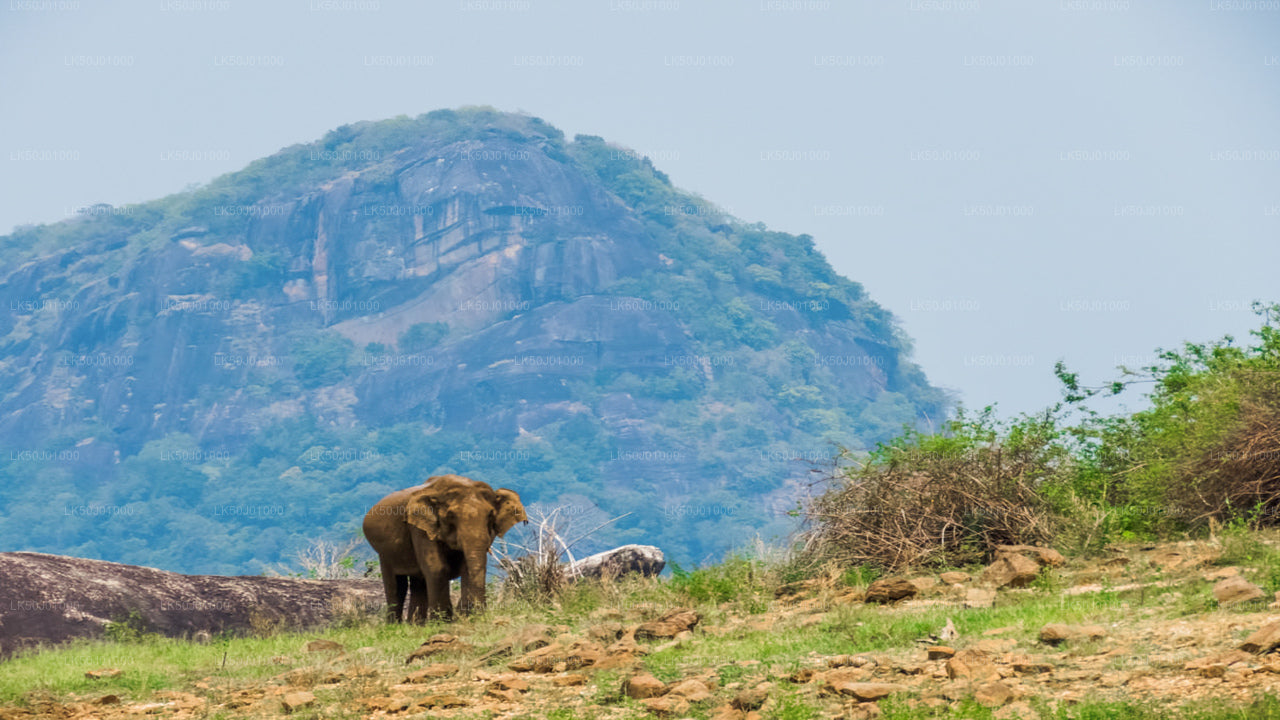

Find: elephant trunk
[458,547,489,614]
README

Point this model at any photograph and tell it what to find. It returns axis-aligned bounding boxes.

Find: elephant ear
[492,489,526,538]
[405,490,443,540]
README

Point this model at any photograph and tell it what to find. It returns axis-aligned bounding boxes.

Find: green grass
[1,546,1276,717]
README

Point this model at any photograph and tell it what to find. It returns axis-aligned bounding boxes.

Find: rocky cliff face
[0,108,948,572]
[0,552,380,656]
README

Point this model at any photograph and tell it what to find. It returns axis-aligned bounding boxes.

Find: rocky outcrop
[864,577,919,604]
[0,110,948,574]
[1212,575,1265,607]
[567,545,665,580]
[981,545,1063,589]
[0,552,379,657]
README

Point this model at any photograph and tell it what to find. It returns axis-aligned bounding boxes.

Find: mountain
[0,107,949,573]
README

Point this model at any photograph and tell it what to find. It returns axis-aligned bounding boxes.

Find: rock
[565,639,605,669]
[828,655,876,668]
[1010,656,1053,674]
[1198,663,1228,678]
[493,676,529,692]
[567,545,666,580]
[864,577,919,604]
[1186,649,1253,670]
[486,687,523,702]
[831,682,909,701]
[711,703,747,720]
[0,552,380,657]
[940,571,971,585]
[640,696,690,716]
[981,552,1042,589]
[945,649,999,682]
[552,673,589,686]
[927,646,956,660]
[666,678,713,702]
[406,633,471,664]
[405,664,460,682]
[624,672,668,699]
[996,545,1065,567]
[1240,621,1280,654]
[304,639,343,653]
[587,622,625,642]
[419,694,469,709]
[1204,566,1240,581]
[909,577,938,593]
[85,668,123,679]
[1213,576,1265,606]
[731,682,772,710]
[1039,624,1106,645]
[508,642,562,672]
[974,681,1012,707]
[636,609,701,639]
[775,579,822,599]
[281,691,315,713]
[965,588,997,608]
[788,668,817,683]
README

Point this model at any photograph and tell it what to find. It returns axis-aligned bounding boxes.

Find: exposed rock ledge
[567,544,665,580]
[0,552,381,657]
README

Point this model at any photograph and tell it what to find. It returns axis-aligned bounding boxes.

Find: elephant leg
[426,572,453,621]
[380,560,407,623]
[406,575,428,624]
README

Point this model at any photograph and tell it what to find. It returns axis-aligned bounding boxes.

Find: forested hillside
[0,108,949,573]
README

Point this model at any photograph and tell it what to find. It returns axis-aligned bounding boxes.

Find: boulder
[995,545,1065,567]
[567,545,666,580]
[636,609,701,639]
[981,552,1042,589]
[666,678,714,702]
[1240,621,1280,654]
[864,577,919,604]
[1038,624,1106,645]
[927,646,956,660]
[552,673,589,686]
[406,634,471,664]
[1213,576,1265,607]
[974,681,1012,708]
[940,571,971,585]
[640,696,690,716]
[945,649,999,682]
[0,552,381,657]
[830,682,909,702]
[624,673,668,699]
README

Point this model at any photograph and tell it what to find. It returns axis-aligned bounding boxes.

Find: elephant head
[404,482,526,550]
[364,474,525,620]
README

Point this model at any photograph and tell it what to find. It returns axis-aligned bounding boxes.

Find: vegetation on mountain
[0,107,948,573]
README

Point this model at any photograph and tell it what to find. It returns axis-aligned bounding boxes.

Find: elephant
[362,474,526,622]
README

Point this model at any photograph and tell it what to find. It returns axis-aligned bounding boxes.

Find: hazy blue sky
[2,0,1277,419]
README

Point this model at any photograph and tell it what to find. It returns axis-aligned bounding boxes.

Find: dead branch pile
[492,507,570,603]
[801,444,1059,571]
